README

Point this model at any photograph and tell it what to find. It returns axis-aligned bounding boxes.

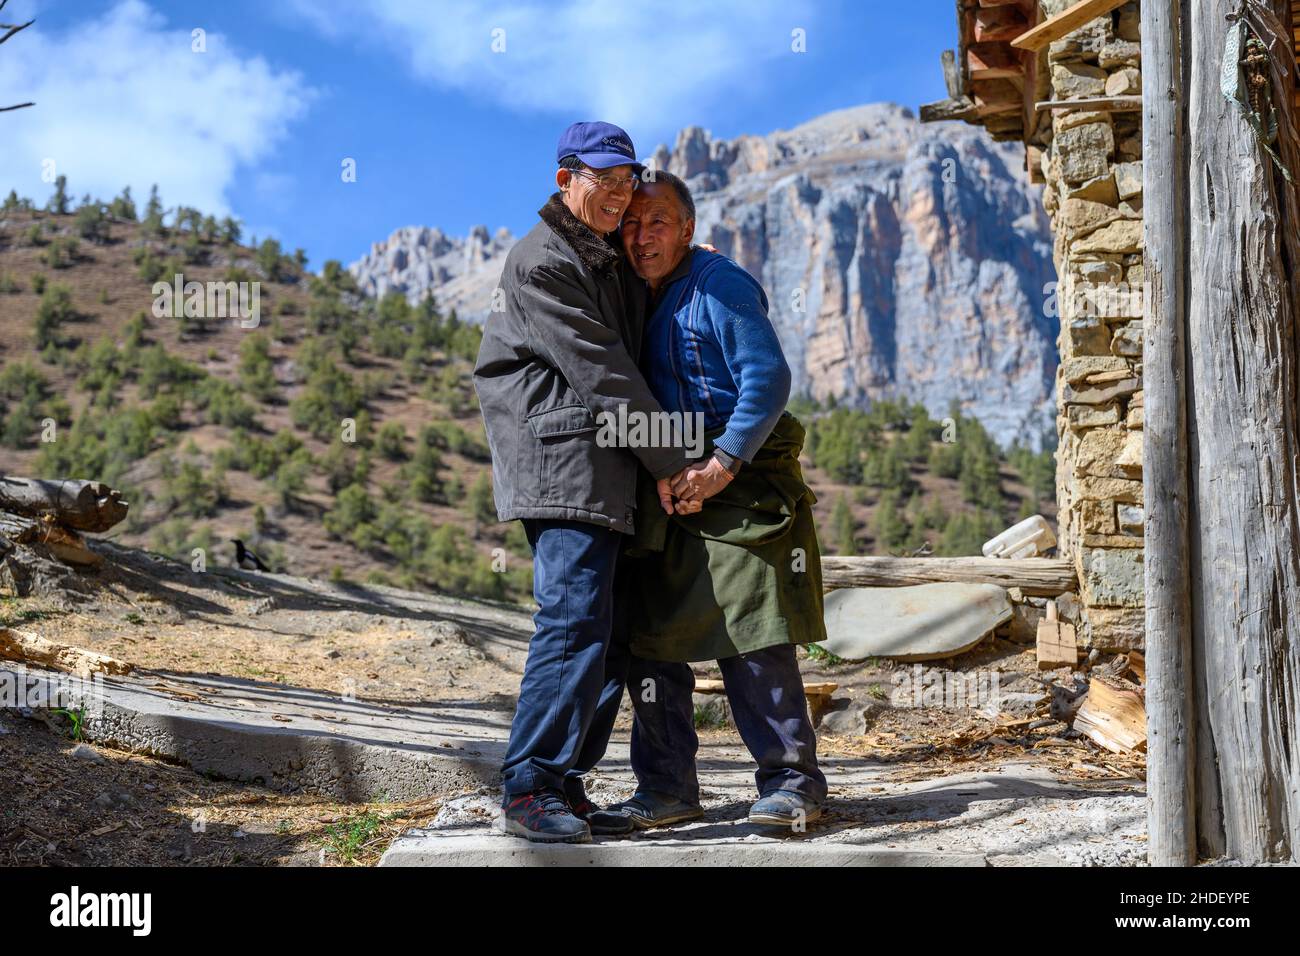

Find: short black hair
[558,155,585,171]
[647,169,695,221]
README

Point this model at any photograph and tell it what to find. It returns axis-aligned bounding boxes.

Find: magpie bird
[231,538,271,572]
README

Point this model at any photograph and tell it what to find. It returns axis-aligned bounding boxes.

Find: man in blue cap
[474,122,699,843]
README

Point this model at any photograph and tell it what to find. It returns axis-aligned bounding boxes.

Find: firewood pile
[0,476,128,601]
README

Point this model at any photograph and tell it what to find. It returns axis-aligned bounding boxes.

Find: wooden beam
[821,556,1077,596]
[975,4,1030,43]
[941,49,963,98]
[968,43,1025,81]
[919,96,979,122]
[1035,95,1143,112]
[1011,0,1130,52]
[1026,145,1045,184]
[972,76,1024,114]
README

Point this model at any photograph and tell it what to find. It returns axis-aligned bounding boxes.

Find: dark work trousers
[500,518,624,798]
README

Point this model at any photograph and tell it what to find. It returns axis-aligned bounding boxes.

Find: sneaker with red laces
[502,789,591,844]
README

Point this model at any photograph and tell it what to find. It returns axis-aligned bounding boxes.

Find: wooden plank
[694,679,837,696]
[1036,95,1143,112]
[1011,0,1130,52]
[821,556,1077,595]
[1142,0,1197,867]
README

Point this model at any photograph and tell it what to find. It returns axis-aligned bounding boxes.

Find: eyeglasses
[568,168,640,192]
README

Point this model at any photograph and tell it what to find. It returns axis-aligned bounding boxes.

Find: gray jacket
[473,194,689,534]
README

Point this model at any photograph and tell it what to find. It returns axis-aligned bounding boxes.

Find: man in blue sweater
[573,171,828,829]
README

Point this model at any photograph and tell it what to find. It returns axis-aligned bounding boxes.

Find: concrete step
[2,663,510,801]
[379,825,988,867]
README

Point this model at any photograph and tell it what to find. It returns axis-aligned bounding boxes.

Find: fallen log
[821,556,1077,596]
[0,627,132,676]
[0,476,129,533]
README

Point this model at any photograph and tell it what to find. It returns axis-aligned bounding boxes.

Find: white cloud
[0,0,314,217]
[287,0,815,148]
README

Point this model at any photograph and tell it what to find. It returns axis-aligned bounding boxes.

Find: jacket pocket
[526,403,598,438]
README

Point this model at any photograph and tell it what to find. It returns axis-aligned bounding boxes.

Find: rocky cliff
[349,103,1058,447]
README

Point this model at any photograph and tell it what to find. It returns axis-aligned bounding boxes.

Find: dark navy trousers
[500,519,624,797]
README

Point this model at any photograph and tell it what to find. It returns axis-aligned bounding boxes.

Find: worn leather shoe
[748,790,823,827]
[611,790,704,830]
[563,779,635,836]
[502,789,591,843]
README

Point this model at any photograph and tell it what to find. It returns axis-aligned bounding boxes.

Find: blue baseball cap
[556,121,644,172]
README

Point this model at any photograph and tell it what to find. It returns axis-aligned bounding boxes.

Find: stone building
[922,0,1147,651]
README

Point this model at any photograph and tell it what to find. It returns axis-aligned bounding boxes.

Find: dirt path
[2,540,1147,865]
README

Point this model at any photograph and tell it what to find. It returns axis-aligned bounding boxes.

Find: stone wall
[1037,1,1145,651]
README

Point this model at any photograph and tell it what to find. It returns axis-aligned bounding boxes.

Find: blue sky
[0,0,959,267]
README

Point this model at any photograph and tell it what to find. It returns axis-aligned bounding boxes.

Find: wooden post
[1184,0,1300,862]
[1141,0,1197,866]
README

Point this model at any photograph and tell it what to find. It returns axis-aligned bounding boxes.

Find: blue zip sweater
[642,249,791,463]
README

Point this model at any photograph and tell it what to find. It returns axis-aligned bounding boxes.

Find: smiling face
[621,181,694,289]
[556,161,637,235]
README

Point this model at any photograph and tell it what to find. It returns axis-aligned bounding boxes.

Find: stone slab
[821,583,1012,662]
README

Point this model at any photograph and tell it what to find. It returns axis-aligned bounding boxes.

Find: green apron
[620,412,826,663]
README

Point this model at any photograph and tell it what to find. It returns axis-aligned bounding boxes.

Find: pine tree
[142,185,165,237]
[108,186,137,221]
[46,175,69,215]
[873,489,911,553]
[220,216,242,245]
[832,493,856,555]
[466,472,496,530]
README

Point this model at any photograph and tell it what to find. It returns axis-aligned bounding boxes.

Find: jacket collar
[538,192,621,274]
[650,246,695,306]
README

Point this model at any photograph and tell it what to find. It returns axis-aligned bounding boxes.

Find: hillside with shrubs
[0,179,1056,603]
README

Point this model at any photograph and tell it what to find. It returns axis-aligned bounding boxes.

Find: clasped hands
[655,456,734,516]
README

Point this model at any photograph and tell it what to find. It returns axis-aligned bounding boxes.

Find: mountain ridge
[348,103,1058,449]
